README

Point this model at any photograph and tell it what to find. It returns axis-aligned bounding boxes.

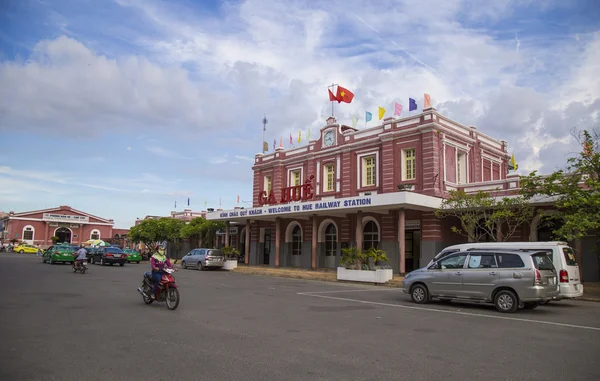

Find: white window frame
[356,151,379,189]
[90,229,101,240]
[402,148,417,181]
[323,164,335,192]
[456,150,468,184]
[287,166,303,187]
[263,175,272,193]
[22,225,35,243]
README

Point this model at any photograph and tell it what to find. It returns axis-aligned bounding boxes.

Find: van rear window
[562,248,578,266]
[532,253,555,271]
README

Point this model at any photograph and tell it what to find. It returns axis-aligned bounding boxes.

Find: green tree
[520,129,600,240]
[128,218,185,254]
[435,189,535,242]
[180,217,205,247]
[199,220,226,248]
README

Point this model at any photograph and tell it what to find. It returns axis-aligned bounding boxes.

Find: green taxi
[43,244,78,264]
[123,249,142,264]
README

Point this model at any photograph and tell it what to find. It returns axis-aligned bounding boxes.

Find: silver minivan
[428,242,583,301]
[181,248,224,270]
[403,250,559,313]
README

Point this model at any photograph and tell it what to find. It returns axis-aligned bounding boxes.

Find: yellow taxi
[13,244,39,254]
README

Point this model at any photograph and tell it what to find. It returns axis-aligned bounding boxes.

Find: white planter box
[222,260,238,270]
[336,267,393,284]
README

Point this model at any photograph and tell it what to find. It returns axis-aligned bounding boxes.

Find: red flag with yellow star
[336,86,354,103]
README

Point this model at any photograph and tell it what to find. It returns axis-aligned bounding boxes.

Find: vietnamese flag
[328,89,337,102]
[336,86,354,103]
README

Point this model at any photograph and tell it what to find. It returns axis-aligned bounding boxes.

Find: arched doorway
[537,215,564,241]
[324,223,337,268]
[291,225,303,267]
[55,227,72,244]
[363,221,379,250]
[474,218,495,242]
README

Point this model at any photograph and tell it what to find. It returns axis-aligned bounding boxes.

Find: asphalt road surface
[1,254,599,381]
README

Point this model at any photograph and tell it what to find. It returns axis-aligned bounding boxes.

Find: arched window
[292,225,302,256]
[22,225,35,242]
[363,221,379,250]
[325,223,337,256]
[90,229,100,240]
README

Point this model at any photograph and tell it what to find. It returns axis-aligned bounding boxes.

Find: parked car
[403,250,559,313]
[123,249,142,264]
[43,244,78,264]
[181,248,224,270]
[427,241,583,301]
[91,247,127,266]
[13,244,38,254]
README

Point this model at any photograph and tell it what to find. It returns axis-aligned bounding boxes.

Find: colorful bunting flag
[187,197,190,206]
[298,130,301,143]
[219,197,221,206]
[279,136,283,148]
[366,111,372,123]
[204,200,207,207]
[352,116,358,128]
[237,195,240,203]
[174,200,177,208]
[289,133,293,146]
[378,106,386,120]
[263,141,268,152]
[409,98,417,111]
[510,154,518,170]
[307,128,311,140]
[424,93,431,108]
[335,86,354,103]
[273,138,276,151]
[394,102,403,116]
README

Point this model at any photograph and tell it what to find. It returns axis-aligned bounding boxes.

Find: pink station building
[0,205,129,248]
[206,107,600,282]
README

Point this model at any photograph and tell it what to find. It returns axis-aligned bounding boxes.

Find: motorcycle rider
[150,245,174,299]
[74,245,87,269]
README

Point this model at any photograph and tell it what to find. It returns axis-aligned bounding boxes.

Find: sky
[0,0,599,228]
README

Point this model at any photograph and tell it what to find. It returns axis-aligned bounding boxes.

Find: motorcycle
[72,259,88,274]
[137,268,180,310]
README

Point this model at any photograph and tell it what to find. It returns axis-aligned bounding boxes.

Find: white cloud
[127,146,132,151]
[145,146,192,160]
[0,0,598,179]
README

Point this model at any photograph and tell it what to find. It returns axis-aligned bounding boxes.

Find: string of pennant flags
[172,195,244,210]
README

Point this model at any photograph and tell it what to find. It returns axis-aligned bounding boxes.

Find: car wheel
[49,258,54,265]
[198,262,204,271]
[119,263,124,267]
[90,257,95,265]
[410,284,429,304]
[100,258,105,266]
[42,257,46,263]
[19,250,24,253]
[136,261,140,264]
[494,290,519,313]
[523,302,539,310]
[182,261,187,269]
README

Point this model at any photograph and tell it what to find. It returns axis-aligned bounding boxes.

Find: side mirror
[429,262,440,270]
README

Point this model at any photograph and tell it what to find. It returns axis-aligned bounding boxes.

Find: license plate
[82,261,87,265]
[549,278,555,285]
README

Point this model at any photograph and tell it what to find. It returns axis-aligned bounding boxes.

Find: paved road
[1,254,599,381]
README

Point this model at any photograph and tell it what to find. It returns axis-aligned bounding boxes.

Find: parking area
[1,254,599,381]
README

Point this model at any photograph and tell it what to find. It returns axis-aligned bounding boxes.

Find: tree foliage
[179,217,205,247]
[128,218,185,254]
[179,217,226,248]
[435,189,535,242]
[520,129,600,240]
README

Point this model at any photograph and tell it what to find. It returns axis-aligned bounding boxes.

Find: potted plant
[337,246,393,284]
[221,246,240,270]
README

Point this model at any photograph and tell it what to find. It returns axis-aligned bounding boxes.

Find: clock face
[324,131,335,147]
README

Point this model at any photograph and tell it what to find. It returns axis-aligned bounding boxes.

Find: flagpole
[328,83,338,117]
[262,115,268,153]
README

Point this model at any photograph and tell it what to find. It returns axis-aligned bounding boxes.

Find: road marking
[297,292,600,332]
[298,288,398,294]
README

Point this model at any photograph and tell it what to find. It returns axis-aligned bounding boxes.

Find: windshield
[562,247,578,266]
[105,247,123,253]
[532,253,555,271]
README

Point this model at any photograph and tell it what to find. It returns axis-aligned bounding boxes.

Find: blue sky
[1,0,599,228]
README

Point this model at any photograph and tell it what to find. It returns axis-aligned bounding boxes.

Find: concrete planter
[336,267,393,284]
[223,260,238,271]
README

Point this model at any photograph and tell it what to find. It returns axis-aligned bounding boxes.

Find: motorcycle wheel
[142,284,153,304]
[165,288,180,310]
[81,267,87,274]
